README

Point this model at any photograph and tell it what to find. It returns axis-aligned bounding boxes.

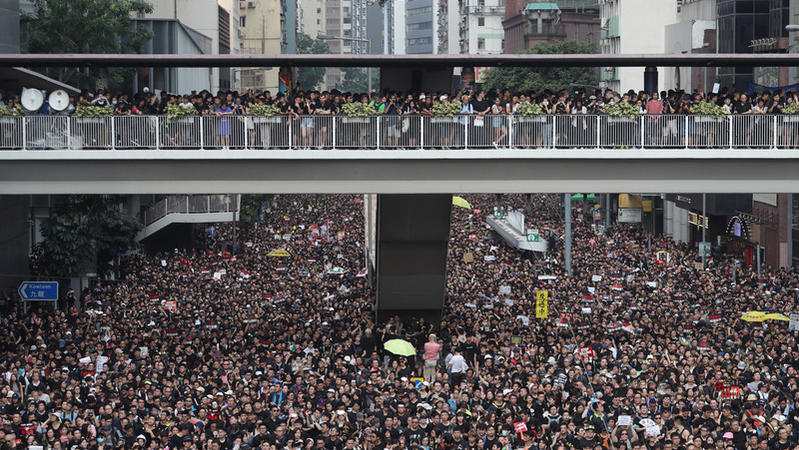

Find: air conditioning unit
[248,1,256,7]
[239,28,246,38]
[239,1,246,8]
[600,17,608,30]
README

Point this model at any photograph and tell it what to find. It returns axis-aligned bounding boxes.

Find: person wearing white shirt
[448,349,468,386]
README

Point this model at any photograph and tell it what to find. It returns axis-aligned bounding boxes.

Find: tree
[22,0,154,89]
[296,33,329,91]
[481,41,599,94]
[239,194,274,226]
[336,67,380,95]
[31,196,140,278]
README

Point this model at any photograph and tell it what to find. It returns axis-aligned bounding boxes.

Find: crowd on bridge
[4,86,799,118]
[1,193,799,450]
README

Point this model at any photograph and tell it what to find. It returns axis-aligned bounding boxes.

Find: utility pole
[701,193,707,267]
[565,193,572,277]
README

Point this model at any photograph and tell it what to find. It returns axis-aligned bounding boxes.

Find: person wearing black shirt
[473,91,491,115]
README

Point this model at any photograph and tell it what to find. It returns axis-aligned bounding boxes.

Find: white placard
[591,275,602,282]
[617,415,632,426]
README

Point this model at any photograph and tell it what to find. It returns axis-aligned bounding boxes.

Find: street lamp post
[318,34,373,94]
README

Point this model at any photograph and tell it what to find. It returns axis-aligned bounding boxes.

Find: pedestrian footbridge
[1,114,798,194]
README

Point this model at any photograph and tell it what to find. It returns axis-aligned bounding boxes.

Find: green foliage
[239,194,274,226]
[336,67,379,94]
[604,101,639,119]
[783,103,799,115]
[516,102,543,117]
[32,196,140,278]
[432,101,463,117]
[481,41,599,94]
[0,104,24,116]
[22,0,154,88]
[690,101,729,118]
[296,33,330,91]
[165,104,197,120]
[249,104,280,117]
[341,102,375,117]
[75,105,113,118]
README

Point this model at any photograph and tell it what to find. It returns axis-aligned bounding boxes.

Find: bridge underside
[3,150,799,194]
[376,194,452,322]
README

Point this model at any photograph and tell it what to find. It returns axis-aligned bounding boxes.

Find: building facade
[325,0,369,88]
[598,0,676,93]
[663,0,716,93]
[239,0,285,92]
[717,0,791,90]
[503,1,599,54]
[138,0,240,94]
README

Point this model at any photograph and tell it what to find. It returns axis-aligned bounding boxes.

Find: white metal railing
[3,114,799,150]
[141,194,235,226]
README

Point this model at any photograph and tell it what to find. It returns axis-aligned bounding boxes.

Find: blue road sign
[18,281,58,301]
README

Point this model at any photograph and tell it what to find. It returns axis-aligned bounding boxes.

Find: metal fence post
[186,196,189,213]
[110,116,116,150]
[685,116,689,150]
[66,117,71,149]
[332,117,336,150]
[728,116,733,149]
[21,116,26,150]
[207,196,211,212]
[420,116,425,149]
[596,116,601,148]
[288,119,293,150]
[464,116,468,150]
[640,116,645,149]
[155,117,161,150]
[508,115,513,148]
[376,116,380,150]
[552,116,557,148]
[244,117,249,150]
[199,116,204,150]
[773,115,778,149]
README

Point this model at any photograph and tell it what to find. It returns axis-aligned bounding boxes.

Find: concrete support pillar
[375,194,452,322]
[644,66,658,94]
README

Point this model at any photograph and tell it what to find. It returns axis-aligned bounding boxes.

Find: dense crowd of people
[2,193,799,450]
[4,87,799,117]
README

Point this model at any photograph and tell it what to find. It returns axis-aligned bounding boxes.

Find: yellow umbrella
[452,196,472,209]
[383,339,416,356]
[267,248,291,257]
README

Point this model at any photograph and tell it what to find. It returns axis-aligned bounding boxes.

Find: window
[407,21,432,31]
[240,15,246,27]
[478,17,484,26]
[407,6,432,16]
[407,37,432,46]
[317,7,321,13]
[477,38,485,50]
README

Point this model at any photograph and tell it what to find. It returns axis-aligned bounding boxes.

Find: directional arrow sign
[18,281,58,301]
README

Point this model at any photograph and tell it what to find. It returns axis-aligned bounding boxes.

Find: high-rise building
[325,0,369,89]
[239,0,285,92]
[389,0,463,54]
[598,0,677,93]
[663,0,716,93]
[717,0,791,90]
[298,0,327,39]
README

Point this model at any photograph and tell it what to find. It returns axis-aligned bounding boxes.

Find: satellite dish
[48,90,70,112]
[21,88,44,112]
